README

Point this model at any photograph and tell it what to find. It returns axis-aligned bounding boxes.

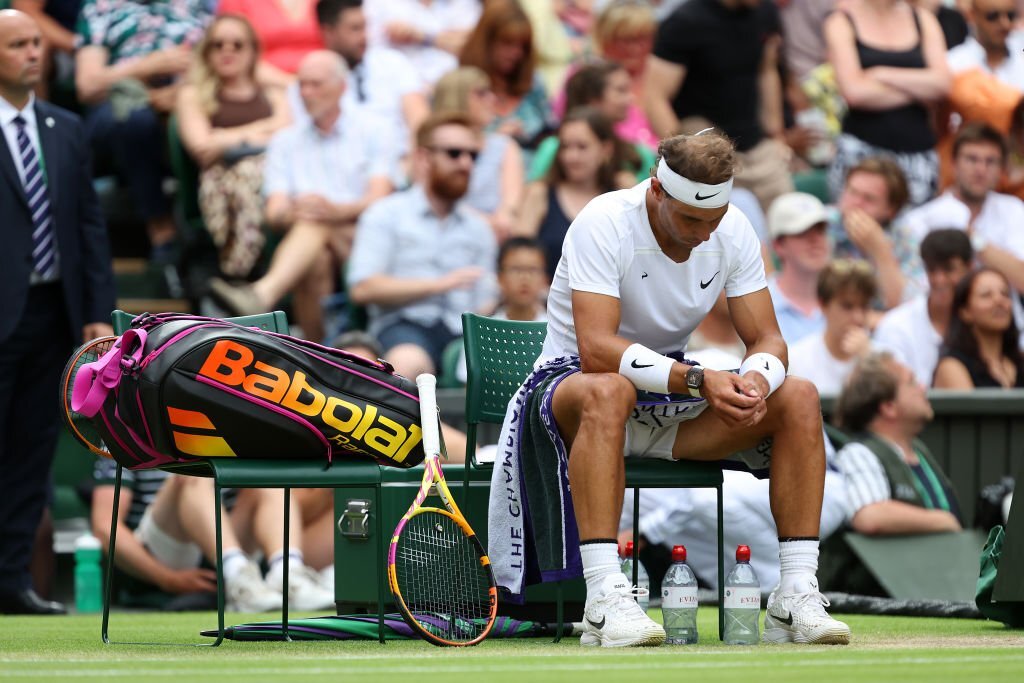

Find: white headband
[656,158,733,209]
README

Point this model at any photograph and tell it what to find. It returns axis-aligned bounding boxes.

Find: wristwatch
[685,366,704,398]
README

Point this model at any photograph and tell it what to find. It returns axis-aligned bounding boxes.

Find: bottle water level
[723,600,760,645]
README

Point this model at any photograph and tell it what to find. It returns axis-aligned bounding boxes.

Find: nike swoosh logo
[699,271,720,289]
[642,272,648,279]
[695,191,720,201]
[631,360,654,369]
[778,612,794,626]
[764,361,769,371]
[586,615,606,630]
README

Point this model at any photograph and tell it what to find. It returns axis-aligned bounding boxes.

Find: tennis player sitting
[494,129,851,648]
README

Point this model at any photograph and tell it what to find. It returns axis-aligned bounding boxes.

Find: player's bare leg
[551,372,664,647]
[672,376,850,644]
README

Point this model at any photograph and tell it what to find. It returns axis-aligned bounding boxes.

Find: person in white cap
[490,128,851,648]
[766,192,832,345]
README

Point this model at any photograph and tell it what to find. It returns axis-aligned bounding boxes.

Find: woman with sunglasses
[824,0,951,207]
[176,15,291,279]
[432,66,525,242]
[933,268,1024,389]
[216,0,324,86]
[516,107,634,278]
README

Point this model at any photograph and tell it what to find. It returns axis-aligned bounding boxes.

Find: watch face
[687,367,702,388]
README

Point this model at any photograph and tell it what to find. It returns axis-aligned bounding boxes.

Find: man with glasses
[947,0,1024,88]
[904,123,1024,346]
[347,112,497,379]
[210,50,393,343]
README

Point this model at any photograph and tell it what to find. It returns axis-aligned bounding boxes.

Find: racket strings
[395,510,492,642]
[62,338,116,454]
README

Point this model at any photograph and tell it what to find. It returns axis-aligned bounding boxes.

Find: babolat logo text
[198,340,422,463]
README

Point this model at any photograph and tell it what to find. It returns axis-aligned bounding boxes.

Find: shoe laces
[597,586,650,616]
[787,590,831,620]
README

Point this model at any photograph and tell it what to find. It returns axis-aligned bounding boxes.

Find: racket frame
[59,336,118,458]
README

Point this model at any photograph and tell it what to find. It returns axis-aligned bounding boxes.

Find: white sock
[222,548,249,582]
[581,542,623,598]
[778,539,819,594]
[266,549,304,582]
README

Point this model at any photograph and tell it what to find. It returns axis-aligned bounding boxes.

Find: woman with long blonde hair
[176,15,291,278]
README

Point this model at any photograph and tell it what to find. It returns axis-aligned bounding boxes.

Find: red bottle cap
[672,545,687,562]
[736,545,751,562]
[624,541,635,557]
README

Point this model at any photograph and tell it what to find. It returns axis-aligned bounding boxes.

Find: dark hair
[415,111,477,148]
[656,129,736,185]
[816,259,877,305]
[845,157,909,212]
[331,330,383,359]
[564,60,627,111]
[835,351,899,432]
[920,229,973,271]
[316,0,361,27]
[459,0,535,98]
[498,237,546,271]
[953,122,1008,162]
[548,106,630,192]
[942,268,1023,372]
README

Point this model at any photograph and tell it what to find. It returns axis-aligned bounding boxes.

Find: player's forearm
[742,335,789,371]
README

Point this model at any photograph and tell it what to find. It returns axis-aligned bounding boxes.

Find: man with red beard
[347,112,497,379]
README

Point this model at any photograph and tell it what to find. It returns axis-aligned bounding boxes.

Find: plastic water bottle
[620,541,650,612]
[723,545,761,645]
[74,534,103,614]
[661,544,698,644]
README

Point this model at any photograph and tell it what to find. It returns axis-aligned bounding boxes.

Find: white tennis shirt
[541,180,767,360]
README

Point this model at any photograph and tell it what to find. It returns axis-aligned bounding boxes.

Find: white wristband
[739,352,786,397]
[618,343,675,394]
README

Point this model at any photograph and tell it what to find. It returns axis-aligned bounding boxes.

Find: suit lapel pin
[45,117,55,128]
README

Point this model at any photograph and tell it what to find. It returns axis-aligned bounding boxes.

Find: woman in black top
[824,0,951,207]
[933,268,1024,389]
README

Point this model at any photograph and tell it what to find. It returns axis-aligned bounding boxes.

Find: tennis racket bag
[70,313,425,470]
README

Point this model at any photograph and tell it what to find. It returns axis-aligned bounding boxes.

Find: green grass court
[2,609,1023,682]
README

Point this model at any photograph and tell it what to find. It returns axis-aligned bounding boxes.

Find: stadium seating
[459,313,726,640]
[103,310,388,645]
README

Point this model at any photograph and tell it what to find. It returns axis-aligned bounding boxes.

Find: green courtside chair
[461,312,726,640]
[104,310,388,646]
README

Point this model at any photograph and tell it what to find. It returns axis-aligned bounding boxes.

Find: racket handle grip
[415,374,442,459]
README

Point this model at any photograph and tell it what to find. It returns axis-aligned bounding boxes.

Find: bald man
[210,50,394,342]
[0,9,115,614]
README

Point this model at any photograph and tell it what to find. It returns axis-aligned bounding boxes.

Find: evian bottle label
[724,587,761,610]
[662,586,698,608]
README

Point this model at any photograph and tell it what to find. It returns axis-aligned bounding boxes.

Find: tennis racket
[59,335,118,458]
[386,374,498,646]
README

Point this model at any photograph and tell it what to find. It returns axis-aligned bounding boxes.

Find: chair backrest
[111,310,289,335]
[462,312,547,426]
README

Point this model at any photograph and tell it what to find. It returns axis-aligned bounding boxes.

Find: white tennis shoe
[580,574,665,648]
[226,561,283,613]
[762,580,851,644]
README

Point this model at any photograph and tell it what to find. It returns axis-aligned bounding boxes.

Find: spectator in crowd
[538,61,653,183]
[915,0,968,51]
[315,0,429,173]
[74,0,210,261]
[591,0,658,150]
[644,0,793,211]
[459,0,552,157]
[946,0,1023,85]
[788,259,877,395]
[217,0,323,86]
[176,15,291,280]
[766,192,832,345]
[826,351,962,594]
[347,112,498,380]
[92,463,334,612]
[904,123,1024,344]
[778,0,834,86]
[209,50,393,343]
[873,229,973,387]
[517,107,635,278]
[11,0,82,99]
[519,0,573,96]
[933,268,1024,388]
[830,157,916,308]
[432,66,524,241]
[363,0,479,86]
[823,0,951,207]
[0,8,116,615]
[454,237,551,384]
